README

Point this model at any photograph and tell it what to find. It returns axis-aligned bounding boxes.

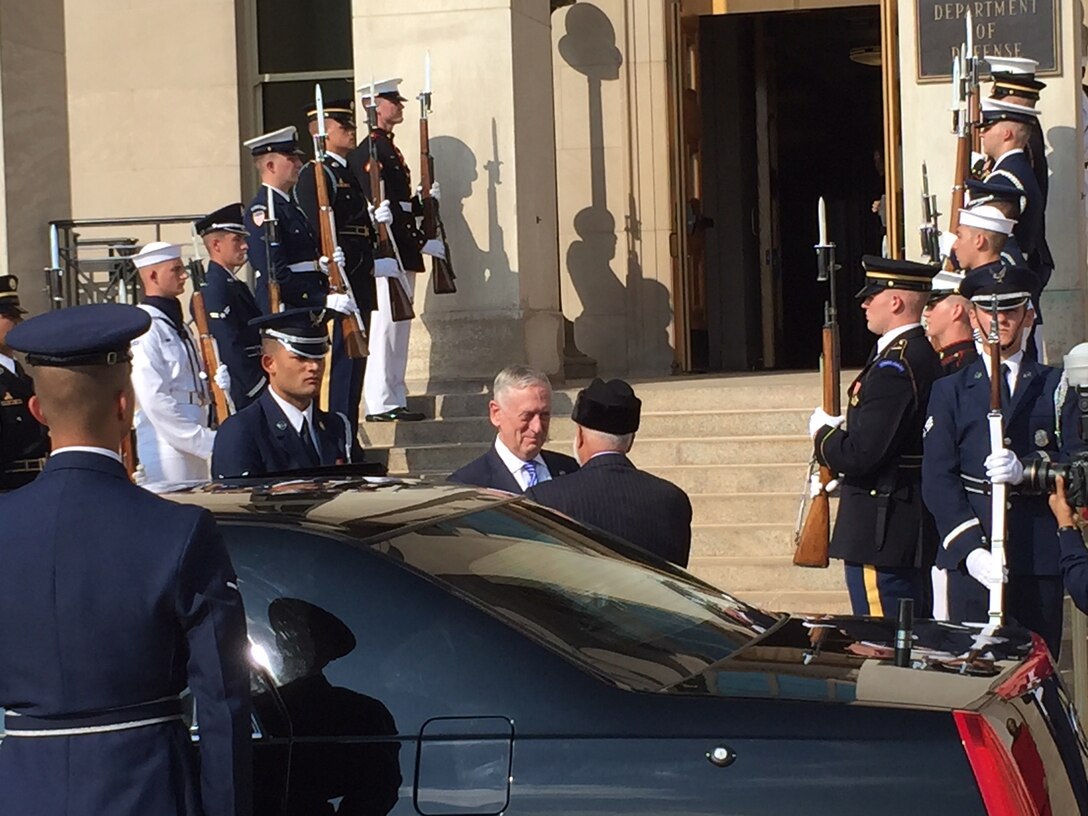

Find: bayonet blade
[315,85,326,138]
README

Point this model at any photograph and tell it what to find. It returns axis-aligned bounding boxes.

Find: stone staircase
[360,372,851,614]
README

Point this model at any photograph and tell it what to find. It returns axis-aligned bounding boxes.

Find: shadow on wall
[557,2,674,375]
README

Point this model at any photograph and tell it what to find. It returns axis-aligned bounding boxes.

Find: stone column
[0,0,71,315]
[353,0,563,387]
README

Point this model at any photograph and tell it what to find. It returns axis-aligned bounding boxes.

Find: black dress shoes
[365,406,425,422]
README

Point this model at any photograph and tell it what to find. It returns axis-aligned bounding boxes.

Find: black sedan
[164,477,1088,815]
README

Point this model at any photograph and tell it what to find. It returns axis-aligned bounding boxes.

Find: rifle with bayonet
[313,84,368,357]
[794,196,840,569]
[363,80,415,322]
[484,118,505,271]
[263,184,283,313]
[945,11,980,271]
[188,227,234,426]
[920,162,942,264]
[985,294,1007,624]
[418,58,456,296]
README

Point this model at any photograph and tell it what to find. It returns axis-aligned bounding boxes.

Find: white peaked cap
[959,205,1016,235]
[931,270,965,293]
[980,96,1040,118]
[986,56,1039,75]
[357,78,404,100]
[133,241,182,269]
[242,125,300,155]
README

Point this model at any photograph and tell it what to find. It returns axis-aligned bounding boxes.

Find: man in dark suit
[193,203,266,409]
[0,274,49,489]
[212,308,362,478]
[0,303,251,815]
[448,364,578,493]
[527,378,692,567]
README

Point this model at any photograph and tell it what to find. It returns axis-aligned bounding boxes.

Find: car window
[384,503,780,691]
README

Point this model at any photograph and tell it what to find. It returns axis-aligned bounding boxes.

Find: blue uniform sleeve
[815,361,914,477]
[175,509,252,816]
[922,377,987,570]
[196,275,264,406]
[245,200,288,314]
[211,412,265,479]
[1059,527,1088,614]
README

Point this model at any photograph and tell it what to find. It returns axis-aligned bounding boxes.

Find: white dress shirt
[982,349,1023,396]
[876,322,922,355]
[494,437,552,491]
[51,445,124,465]
[0,352,15,376]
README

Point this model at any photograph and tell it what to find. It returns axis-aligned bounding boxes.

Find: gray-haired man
[447,365,579,493]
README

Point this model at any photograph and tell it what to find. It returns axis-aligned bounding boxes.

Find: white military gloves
[938,231,956,262]
[326,292,360,316]
[421,239,446,260]
[966,548,1008,588]
[809,473,840,498]
[213,364,231,394]
[373,258,401,278]
[984,449,1025,485]
[369,199,394,226]
[808,408,844,439]
[427,181,441,202]
[319,246,346,274]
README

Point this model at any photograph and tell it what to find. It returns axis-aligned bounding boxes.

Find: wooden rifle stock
[190,284,232,425]
[314,159,369,357]
[367,134,415,322]
[794,321,840,568]
[419,117,456,295]
[120,428,138,481]
[943,132,970,272]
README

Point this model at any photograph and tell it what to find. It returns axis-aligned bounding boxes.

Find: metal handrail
[45,215,206,309]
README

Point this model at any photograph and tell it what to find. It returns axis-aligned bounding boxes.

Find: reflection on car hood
[669,615,1037,710]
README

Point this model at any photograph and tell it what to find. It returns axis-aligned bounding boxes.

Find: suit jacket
[447,445,579,494]
[0,451,251,816]
[815,326,942,568]
[526,453,692,567]
[923,355,1083,576]
[211,389,360,479]
[0,359,49,488]
[194,261,266,409]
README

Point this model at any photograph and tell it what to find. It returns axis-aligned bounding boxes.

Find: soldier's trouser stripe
[863,565,883,617]
[931,566,949,620]
[943,518,980,550]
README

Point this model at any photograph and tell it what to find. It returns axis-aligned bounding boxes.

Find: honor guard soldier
[348,78,440,423]
[963,178,1027,267]
[0,303,251,816]
[527,378,692,567]
[922,265,1082,658]
[925,270,977,375]
[195,203,267,409]
[243,126,336,313]
[212,308,362,478]
[295,98,394,432]
[131,242,230,483]
[0,275,49,488]
[807,256,942,617]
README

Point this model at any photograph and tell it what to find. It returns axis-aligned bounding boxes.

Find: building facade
[2,0,1085,384]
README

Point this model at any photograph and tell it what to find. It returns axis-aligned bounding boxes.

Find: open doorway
[683,5,885,371]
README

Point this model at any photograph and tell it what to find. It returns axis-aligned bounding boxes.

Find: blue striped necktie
[522,460,539,487]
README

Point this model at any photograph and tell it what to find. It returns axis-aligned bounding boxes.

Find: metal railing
[45,215,205,309]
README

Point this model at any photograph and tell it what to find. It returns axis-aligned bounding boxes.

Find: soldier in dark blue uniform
[922,265,1082,658]
[212,308,362,478]
[0,303,251,815]
[808,256,942,617]
[295,99,391,433]
[0,275,49,489]
[242,126,327,313]
[194,203,266,409]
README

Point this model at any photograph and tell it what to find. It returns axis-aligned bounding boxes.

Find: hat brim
[855,282,883,299]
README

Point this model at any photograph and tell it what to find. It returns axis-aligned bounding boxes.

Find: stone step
[690,493,799,525]
[692,523,797,558]
[689,555,847,594]
[650,464,809,495]
[726,589,852,616]
[361,409,810,448]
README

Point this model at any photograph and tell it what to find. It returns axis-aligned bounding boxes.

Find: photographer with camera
[1048,476,1088,614]
[923,264,1084,658]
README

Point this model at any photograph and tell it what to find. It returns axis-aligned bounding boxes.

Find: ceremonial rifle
[313,84,368,358]
[120,430,138,481]
[986,293,1007,624]
[188,227,234,425]
[794,196,839,569]
[418,54,456,296]
[920,161,942,264]
[364,79,415,322]
[264,184,283,313]
[946,12,981,268]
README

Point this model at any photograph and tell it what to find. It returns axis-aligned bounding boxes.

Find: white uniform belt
[4,696,184,738]
[287,261,321,273]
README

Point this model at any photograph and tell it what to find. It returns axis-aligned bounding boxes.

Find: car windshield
[378,502,782,691]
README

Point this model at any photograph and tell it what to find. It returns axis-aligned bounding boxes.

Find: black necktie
[1000,363,1013,410]
[299,418,320,466]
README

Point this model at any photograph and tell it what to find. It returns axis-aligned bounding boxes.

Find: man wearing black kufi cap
[923,264,1083,658]
[526,378,692,567]
[807,256,942,618]
[212,308,363,478]
[0,274,49,488]
[0,303,251,815]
